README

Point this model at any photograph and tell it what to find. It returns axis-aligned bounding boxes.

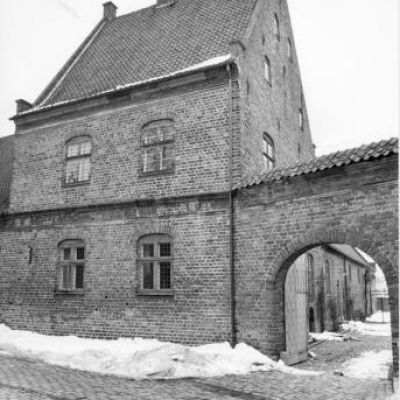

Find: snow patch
[341,350,392,380]
[341,320,391,336]
[0,325,321,380]
[309,332,346,342]
[366,311,391,323]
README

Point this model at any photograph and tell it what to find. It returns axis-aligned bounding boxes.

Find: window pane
[76,265,84,289]
[160,262,171,289]
[159,243,171,257]
[142,244,154,257]
[76,247,85,260]
[142,147,160,173]
[63,248,71,260]
[142,262,154,289]
[79,141,92,156]
[67,144,79,158]
[78,158,91,181]
[62,265,71,289]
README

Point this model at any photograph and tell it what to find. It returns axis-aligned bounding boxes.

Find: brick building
[294,244,369,333]
[0,0,398,370]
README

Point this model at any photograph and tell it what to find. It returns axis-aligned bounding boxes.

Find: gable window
[57,240,85,293]
[64,136,92,185]
[299,108,304,130]
[264,56,271,85]
[262,133,275,170]
[273,14,280,40]
[287,38,293,62]
[137,234,173,295]
[141,119,175,175]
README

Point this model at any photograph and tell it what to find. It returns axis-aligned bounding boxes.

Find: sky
[0,0,398,155]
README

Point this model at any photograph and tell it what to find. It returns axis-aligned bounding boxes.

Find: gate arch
[267,227,398,372]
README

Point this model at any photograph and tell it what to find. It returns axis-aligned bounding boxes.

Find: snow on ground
[309,332,347,342]
[341,350,392,380]
[366,311,391,323]
[341,321,391,337]
[0,325,321,380]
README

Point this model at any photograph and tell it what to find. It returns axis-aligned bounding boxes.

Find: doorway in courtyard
[280,244,391,366]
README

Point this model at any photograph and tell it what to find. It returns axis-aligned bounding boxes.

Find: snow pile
[309,332,346,342]
[341,321,391,336]
[366,311,391,323]
[0,325,321,380]
[341,350,392,380]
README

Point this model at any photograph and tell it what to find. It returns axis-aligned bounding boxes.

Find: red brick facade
[0,0,398,377]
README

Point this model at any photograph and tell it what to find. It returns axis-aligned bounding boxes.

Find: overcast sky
[0,0,398,155]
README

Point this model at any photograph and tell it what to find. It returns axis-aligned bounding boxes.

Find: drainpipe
[227,63,237,347]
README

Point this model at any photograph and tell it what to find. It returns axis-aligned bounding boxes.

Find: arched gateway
[234,138,398,375]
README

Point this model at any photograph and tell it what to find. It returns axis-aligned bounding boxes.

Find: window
[64,136,92,185]
[287,38,293,62]
[273,14,280,40]
[141,120,175,174]
[264,56,271,85]
[307,254,315,297]
[137,234,173,294]
[299,108,304,130]
[57,240,85,293]
[325,260,331,293]
[262,133,275,170]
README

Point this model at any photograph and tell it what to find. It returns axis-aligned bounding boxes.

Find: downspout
[227,63,237,347]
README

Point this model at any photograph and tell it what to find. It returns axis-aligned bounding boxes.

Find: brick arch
[267,226,399,374]
[137,111,176,129]
[269,227,397,286]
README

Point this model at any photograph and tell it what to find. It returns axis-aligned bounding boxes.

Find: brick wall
[235,0,315,182]
[10,72,236,213]
[234,155,398,372]
[0,194,232,344]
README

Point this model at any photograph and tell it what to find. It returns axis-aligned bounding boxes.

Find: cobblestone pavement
[0,331,394,400]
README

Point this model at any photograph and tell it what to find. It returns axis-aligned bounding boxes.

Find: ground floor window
[137,234,173,294]
[57,240,85,293]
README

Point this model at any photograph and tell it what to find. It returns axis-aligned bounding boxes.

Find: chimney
[103,2,117,21]
[16,99,32,114]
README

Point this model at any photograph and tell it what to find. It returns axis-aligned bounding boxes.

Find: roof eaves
[13,54,234,119]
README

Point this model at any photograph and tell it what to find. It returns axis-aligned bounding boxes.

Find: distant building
[291,245,369,333]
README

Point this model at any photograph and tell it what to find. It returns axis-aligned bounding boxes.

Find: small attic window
[273,14,280,41]
[264,56,272,85]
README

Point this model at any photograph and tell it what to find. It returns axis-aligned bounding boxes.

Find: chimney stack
[103,2,117,21]
[16,99,32,114]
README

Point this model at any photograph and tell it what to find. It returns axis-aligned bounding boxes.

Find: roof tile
[37,0,257,108]
[237,137,398,189]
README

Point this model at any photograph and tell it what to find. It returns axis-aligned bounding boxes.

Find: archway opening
[279,244,393,373]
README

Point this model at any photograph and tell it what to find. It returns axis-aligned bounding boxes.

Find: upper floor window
[299,108,304,130]
[264,56,272,85]
[141,120,175,175]
[57,240,85,293]
[262,133,275,170]
[287,38,293,62]
[137,234,173,295]
[64,136,92,185]
[273,14,280,40]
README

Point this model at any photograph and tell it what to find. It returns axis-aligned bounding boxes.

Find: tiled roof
[237,137,398,189]
[328,245,368,267]
[35,0,257,108]
[0,135,14,213]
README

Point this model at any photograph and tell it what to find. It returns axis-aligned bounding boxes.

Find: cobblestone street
[0,329,394,400]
